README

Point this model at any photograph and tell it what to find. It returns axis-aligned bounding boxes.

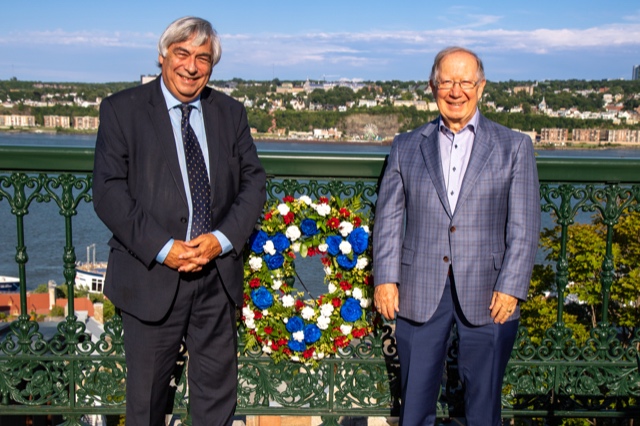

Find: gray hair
[158,16,222,68]
[429,46,485,84]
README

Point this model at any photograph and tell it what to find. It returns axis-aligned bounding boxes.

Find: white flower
[277,203,290,216]
[346,290,351,296]
[291,355,300,362]
[282,295,295,307]
[340,324,353,335]
[362,225,370,234]
[315,203,331,217]
[327,283,337,293]
[263,240,276,255]
[262,345,272,354]
[249,256,263,271]
[272,279,282,291]
[339,240,352,255]
[292,242,301,252]
[317,352,325,360]
[360,298,371,308]
[283,318,289,324]
[242,306,253,318]
[317,315,331,330]
[262,309,270,316]
[352,287,363,300]
[320,303,334,317]
[324,266,332,276]
[339,221,354,237]
[293,330,305,342]
[245,318,256,329]
[356,257,369,270]
[301,306,315,320]
[299,195,312,205]
[318,243,328,253]
[286,225,301,241]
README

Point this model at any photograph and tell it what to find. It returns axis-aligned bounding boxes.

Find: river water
[1,132,639,291]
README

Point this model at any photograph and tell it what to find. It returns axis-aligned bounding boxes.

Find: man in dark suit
[373,47,540,425]
[93,17,266,426]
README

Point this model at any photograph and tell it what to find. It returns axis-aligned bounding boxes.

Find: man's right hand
[163,240,199,271]
[374,283,399,320]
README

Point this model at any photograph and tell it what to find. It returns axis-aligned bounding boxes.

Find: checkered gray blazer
[373,114,541,325]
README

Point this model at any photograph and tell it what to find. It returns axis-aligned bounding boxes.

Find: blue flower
[264,253,285,270]
[304,324,322,344]
[300,219,319,236]
[340,297,363,322]
[285,316,305,333]
[251,286,274,310]
[337,254,357,270]
[347,227,369,255]
[271,232,290,252]
[326,235,343,256]
[249,230,268,254]
[288,340,306,352]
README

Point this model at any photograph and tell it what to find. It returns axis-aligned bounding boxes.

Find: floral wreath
[242,195,374,363]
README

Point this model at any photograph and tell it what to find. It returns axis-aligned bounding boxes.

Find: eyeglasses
[436,80,478,90]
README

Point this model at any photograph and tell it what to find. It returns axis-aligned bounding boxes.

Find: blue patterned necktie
[180,104,211,240]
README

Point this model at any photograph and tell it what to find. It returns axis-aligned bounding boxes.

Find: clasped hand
[163,234,222,273]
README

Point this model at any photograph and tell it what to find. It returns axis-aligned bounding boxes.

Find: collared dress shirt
[438,110,480,213]
[155,78,232,263]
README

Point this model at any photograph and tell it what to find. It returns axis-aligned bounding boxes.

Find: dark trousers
[396,276,518,426]
[122,269,237,426]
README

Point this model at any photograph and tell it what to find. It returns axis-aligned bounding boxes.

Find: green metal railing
[0,145,639,424]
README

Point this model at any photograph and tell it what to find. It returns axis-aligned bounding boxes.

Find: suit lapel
[200,88,221,203]
[420,122,452,217]
[147,79,188,207]
[455,115,494,213]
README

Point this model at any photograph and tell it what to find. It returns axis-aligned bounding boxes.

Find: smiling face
[159,34,213,103]
[429,51,486,133]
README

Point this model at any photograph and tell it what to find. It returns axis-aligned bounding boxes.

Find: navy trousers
[395,276,518,426]
[122,268,238,426]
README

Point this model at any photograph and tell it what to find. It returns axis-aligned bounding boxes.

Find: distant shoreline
[1,128,639,149]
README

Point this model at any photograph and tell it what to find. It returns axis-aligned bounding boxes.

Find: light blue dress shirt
[438,109,480,213]
[156,78,232,263]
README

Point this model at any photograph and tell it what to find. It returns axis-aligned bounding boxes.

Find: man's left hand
[489,291,518,324]
[177,234,222,273]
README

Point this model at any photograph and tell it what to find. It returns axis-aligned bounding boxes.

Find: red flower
[254,311,263,320]
[353,216,362,227]
[295,300,304,311]
[288,252,296,259]
[335,336,349,348]
[321,257,331,266]
[271,342,279,351]
[352,328,367,338]
[339,207,351,218]
[332,298,342,308]
[283,195,295,203]
[339,280,352,291]
[283,348,292,355]
[318,295,324,304]
[264,326,273,335]
[278,338,288,346]
[364,275,372,286]
[243,294,250,301]
[303,348,315,359]
[319,197,329,204]
[326,217,340,229]
[249,278,261,288]
[264,212,273,220]
[335,273,343,279]
[284,211,295,224]
[307,247,317,257]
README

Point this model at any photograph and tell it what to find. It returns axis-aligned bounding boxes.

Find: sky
[1,0,639,83]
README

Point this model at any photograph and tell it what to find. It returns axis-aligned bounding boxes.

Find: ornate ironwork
[0,149,638,421]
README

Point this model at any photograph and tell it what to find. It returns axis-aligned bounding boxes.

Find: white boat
[75,244,107,294]
[0,276,20,293]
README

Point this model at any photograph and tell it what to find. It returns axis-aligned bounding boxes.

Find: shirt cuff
[213,230,232,255]
[156,239,174,264]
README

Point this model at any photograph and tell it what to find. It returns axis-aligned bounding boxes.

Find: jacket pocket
[401,248,415,265]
